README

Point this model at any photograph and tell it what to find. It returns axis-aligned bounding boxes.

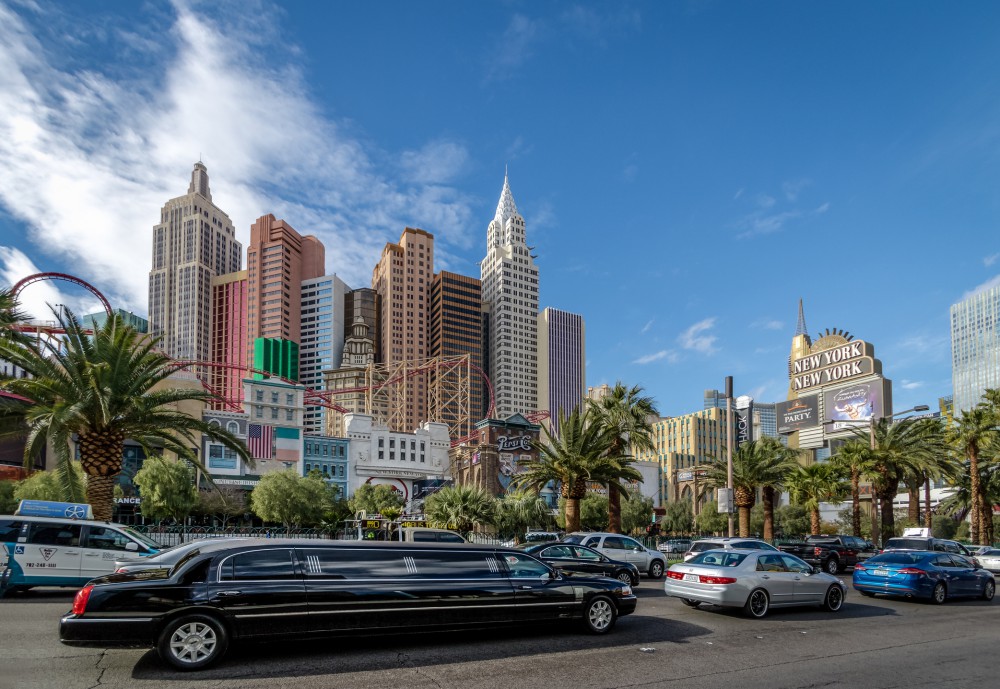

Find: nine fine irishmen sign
[791,340,879,392]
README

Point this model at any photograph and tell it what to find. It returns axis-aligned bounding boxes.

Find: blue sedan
[853,550,995,603]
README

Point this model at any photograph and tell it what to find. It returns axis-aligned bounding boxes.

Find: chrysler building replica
[481,173,540,418]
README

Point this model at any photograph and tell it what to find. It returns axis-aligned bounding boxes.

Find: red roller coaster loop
[11,272,113,317]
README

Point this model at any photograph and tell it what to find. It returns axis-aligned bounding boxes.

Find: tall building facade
[209,270,248,409]
[246,214,325,377]
[324,316,378,437]
[344,288,381,361]
[538,307,585,427]
[704,389,779,440]
[148,162,242,362]
[372,228,434,432]
[300,275,349,435]
[951,285,1000,412]
[83,309,149,333]
[480,174,539,419]
[429,271,484,438]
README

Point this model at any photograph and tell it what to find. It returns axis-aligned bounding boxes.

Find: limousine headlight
[617,585,633,597]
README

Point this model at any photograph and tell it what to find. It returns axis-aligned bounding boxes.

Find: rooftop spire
[795,298,810,342]
[494,169,518,225]
[188,161,212,202]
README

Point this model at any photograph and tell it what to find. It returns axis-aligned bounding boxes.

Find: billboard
[776,395,820,434]
[790,340,882,392]
[735,395,753,447]
[823,381,889,433]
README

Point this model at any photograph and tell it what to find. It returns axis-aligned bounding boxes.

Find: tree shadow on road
[130,615,713,681]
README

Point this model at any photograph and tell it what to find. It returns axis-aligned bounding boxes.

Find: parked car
[399,527,466,543]
[777,534,872,574]
[60,538,638,670]
[882,536,974,556]
[523,542,640,586]
[683,538,778,562]
[853,551,995,603]
[658,539,692,554]
[664,549,847,618]
[114,539,249,574]
[562,532,666,579]
[523,531,563,544]
[962,545,991,557]
[970,548,1000,574]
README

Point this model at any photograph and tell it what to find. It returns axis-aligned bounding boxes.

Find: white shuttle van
[1,508,162,594]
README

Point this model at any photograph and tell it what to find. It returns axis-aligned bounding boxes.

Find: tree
[0,480,16,513]
[857,416,947,547]
[194,484,248,528]
[0,288,29,346]
[947,406,995,545]
[661,500,693,536]
[579,493,610,531]
[702,439,797,538]
[0,308,250,521]
[132,457,198,523]
[754,437,799,541]
[493,490,554,540]
[14,464,87,502]
[621,488,654,535]
[250,470,328,529]
[773,504,810,540]
[829,439,873,537]
[348,483,405,516]
[695,502,728,535]
[786,463,848,535]
[587,382,658,533]
[513,406,614,532]
[423,485,496,534]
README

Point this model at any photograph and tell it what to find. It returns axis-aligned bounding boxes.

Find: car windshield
[689,551,747,567]
[562,534,585,544]
[169,547,202,575]
[884,538,930,550]
[691,542,721,552]
[983,549,1000,556]
[121,527,164,550]
[867,552,926,565]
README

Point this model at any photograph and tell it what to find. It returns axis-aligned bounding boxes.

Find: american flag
[247,423,274,459]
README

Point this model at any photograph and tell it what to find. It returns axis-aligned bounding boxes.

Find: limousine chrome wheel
[158,614,228,670]
[584,596,617,634]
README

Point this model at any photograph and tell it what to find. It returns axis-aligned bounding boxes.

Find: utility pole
[726,376,735,537]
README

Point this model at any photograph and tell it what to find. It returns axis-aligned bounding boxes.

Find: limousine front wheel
[158,614,229,670]
[583,596,617,634]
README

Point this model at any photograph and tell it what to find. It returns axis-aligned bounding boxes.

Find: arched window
[208,419,221,428]
[226,421,239,434]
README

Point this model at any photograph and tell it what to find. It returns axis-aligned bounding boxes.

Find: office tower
[537,307,585,428]
[246,214,325,378]
[344,288,381,360]
[951,284,1000,412]
[429,271,484,439]
[300,274,349,435]
[209,270,248,409]
[148,162,242,362]
[480,173,539,419]
[372,227,434,432]
[704,389,779,440]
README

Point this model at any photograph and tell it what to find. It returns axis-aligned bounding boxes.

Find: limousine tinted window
[219,549,297,581]
[502,553,551,578]
[299,548,503,579]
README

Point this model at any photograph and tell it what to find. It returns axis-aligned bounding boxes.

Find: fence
[133,525,332,548]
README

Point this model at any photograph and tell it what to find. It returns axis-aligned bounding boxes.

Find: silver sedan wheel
[825,585,844,612]
[169,621,218,665]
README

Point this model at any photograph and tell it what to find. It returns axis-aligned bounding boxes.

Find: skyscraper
[246,214,325,377]
[300,274,349,435]
[148,162,242,363]
[210,270,248,409]
[430,270,484,438]
[951,284,1000,412]
[537,307,585,427]
[480,173,539,419]
[372,227,435,432]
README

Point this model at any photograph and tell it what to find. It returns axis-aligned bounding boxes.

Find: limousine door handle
[213,590,243,598]
[518,585,535,590]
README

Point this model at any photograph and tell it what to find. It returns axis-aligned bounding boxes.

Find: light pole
[725,377,735,537]
[823,404,929,545]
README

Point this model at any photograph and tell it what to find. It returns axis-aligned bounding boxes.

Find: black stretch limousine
[60,538,637,670]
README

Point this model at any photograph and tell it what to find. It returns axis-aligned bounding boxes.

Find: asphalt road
[1,581,997,689]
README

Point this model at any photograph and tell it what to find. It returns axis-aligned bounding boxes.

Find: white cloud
[640,319,654,334]
[632,349,678,365]
[782,179,810,202]
[960,274,1000,301]
[984,253,1000,267]
[484,14,543,82]
[678,317,718,354]
[0,1,478,312]
[900,380,924,390]
[751,318,784,331]
[816,202,830,214]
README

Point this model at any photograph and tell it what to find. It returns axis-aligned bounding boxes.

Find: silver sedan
[663,549,848,618]
[977,548,1000,574]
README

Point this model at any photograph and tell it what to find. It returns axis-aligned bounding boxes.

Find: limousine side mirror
[125,542,139,552]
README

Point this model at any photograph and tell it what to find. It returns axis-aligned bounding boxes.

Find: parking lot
[1,580,997,689]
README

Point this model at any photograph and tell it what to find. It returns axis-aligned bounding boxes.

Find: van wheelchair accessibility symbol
[14,545,25,554]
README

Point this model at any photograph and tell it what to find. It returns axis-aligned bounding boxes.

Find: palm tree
[829,439,873,537]
[0,288,30,346]
[702,439,796,538]
[512,406,614,532]
[0,307,250,521]
[855,416,947,547]
[948,406,996,544]
[587,382,657,533]
[493,490,554,541]
[786,463,848,535]
[423,484,496,534]
[755,437,799,542]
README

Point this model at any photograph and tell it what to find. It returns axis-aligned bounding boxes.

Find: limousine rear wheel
[158,614,229,670]
[583,596,617,634]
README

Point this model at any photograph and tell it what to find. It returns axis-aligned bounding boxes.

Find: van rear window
[885,538,929,550]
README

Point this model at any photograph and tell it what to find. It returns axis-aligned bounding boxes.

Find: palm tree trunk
[870,496,880,547]
[924,478,932,530]
[970,448,981,545]
[851,469,861,538]
[607,483,622,534]
[908,484,920,523]
[810,507,821,536]
[738,506,750,538]
[980,489,993,545]
[565,497,581,533]
[879,486,896,547]
[762,486,775,542]
[86,475,116,522]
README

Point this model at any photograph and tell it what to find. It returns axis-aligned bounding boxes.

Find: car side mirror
[811,566,821,575]
[124,542,139,552]
[543,571,557,582]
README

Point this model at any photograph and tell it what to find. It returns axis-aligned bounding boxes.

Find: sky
[1,0,999,418]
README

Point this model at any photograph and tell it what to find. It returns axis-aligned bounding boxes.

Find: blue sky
[1,0,998,417]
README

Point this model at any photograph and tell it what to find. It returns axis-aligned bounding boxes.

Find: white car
[563,532,666,579]
[977,548,1000,574]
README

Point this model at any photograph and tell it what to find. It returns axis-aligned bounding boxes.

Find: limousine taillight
[72,585,93,615]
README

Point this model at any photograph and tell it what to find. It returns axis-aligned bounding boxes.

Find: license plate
[873,569,889,576]
[683,573,699,582]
